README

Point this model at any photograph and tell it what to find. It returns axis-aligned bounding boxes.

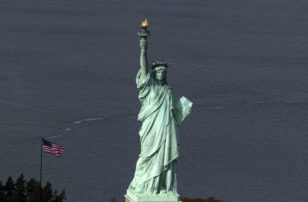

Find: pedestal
[124,189,182,202]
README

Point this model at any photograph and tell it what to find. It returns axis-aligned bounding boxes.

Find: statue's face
[155,68,167,81]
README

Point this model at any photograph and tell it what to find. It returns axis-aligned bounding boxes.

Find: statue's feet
[159,189,167,194]
[128,185,142,194]
[168,191,178,195]
[134,187,143,194]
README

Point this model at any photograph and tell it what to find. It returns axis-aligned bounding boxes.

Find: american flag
[42,138,64,157]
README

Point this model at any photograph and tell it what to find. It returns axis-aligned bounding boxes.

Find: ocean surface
[0,0,307,201]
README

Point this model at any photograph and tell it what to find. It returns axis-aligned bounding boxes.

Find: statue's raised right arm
[139,37,148,78]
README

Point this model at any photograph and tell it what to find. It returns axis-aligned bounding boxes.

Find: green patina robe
[129,69,192,194]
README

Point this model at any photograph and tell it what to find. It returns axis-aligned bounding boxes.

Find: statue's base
[124,189,182,202]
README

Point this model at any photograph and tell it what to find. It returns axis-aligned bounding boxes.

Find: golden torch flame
[141,19,149,29]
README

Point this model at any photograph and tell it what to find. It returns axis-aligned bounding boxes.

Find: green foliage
[26,178,38,199]
[15,174,26,202]
[0,174,66,202]
[50,189,66,202]
[0,181,5,201]
[43,182,53,201]
[5,177,15,197]
[182,196,224,202]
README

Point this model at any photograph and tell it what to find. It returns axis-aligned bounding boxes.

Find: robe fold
[128,69,191,194]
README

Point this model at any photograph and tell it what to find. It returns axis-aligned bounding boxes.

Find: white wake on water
[1,115,137,149]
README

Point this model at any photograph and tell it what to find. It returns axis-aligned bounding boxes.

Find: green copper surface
[126,25,192,202]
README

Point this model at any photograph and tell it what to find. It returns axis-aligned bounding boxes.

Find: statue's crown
[151,60,169,70]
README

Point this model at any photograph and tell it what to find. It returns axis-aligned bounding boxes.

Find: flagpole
[40,137,43,202]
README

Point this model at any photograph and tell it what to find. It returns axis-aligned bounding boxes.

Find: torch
[137,19,151,38]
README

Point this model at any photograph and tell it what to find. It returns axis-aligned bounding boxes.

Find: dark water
[0,0,307,201]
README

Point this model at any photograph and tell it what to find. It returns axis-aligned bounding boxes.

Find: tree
[182,197,224,202]
[0,174,66,202]
[205,197,224,202]
[0,180,5,201]
[4,176,16,200]
[50,189,66,202]
[15,174,26,202]
[27,186,40,202]
[43,182,53,201]
[26,178,38,199]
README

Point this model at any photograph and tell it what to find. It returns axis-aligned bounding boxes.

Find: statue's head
[151,61,169,82]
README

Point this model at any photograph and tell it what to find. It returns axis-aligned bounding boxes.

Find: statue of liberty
[125,19,193,202]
